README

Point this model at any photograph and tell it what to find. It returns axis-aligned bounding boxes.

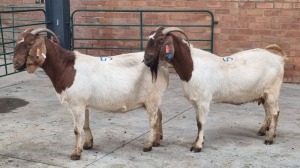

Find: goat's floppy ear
[28,36,47,66]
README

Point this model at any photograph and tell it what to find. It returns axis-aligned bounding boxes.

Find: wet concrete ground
[0,70,299,168]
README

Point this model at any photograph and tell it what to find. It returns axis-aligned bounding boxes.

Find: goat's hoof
[190,147,202,153]
[264,140,273,145]
[152,142,160,147]
[83,142,93,150]
[257,131,266,136]
[70,154,81,160]
[143,146,152,152]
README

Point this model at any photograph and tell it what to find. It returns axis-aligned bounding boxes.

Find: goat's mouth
[15,64,26,71]
[143,55,155,67]
[14,63,26,72]
[18,64,27,71]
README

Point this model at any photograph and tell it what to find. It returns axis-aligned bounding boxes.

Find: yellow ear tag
[36,48,40,57]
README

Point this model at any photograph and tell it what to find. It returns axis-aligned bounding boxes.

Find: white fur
[180,46,285,151]
[58,51,168,113]
[57,51,169,159]
[17,38,24,44]
[149,33,156,39]
[184,48,285,104]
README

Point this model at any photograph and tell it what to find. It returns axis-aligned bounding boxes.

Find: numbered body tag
[100,56,113,62]
[223,57,234,62]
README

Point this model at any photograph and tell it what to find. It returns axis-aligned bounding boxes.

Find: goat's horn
[30,28,59,43]
[162,27,190,46]
[23,28,34,32]
[155,26,163,31]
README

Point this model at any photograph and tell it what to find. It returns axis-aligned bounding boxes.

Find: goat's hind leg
[257,100,270,136]
[258,94,280,145]
[83,108,93,150]
[264,101,280,145]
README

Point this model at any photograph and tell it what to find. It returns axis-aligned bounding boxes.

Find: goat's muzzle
[13,60,26,72]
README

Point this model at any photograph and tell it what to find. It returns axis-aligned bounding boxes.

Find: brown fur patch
[41,39,76,94]
[14,32,76,94]
[265,44,285,56]
[169,34,193,82]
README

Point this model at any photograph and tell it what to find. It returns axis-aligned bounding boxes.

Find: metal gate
[71,10,217,56]
[0,6,46,77]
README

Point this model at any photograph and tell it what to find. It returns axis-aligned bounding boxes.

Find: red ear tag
[166,44,170,53]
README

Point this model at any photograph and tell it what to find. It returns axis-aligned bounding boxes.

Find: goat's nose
[13,60,20,68]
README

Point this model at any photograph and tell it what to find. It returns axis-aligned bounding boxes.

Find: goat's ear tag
[42,53,46,58]
[166,44,170,53]
[167,53,173,60]
[36,48,41,57]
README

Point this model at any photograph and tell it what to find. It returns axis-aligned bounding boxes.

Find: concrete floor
[0,70,299,168]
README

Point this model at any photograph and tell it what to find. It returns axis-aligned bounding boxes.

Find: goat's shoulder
[191,48,219,67]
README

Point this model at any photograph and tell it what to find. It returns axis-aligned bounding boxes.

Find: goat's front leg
[83,108,93,150]
[143,105,161,152]
[158,108,163,140]
[69,106,86,160]
[190,101,210,152]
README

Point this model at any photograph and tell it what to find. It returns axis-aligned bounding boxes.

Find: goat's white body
[56,51,168,159]
[182,48,285,105]
[57,51,169,112]
[179,47,285,151]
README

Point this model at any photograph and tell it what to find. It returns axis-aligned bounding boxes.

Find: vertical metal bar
[0,14,8,75]
[139,11,143,51]
[45,0,71,50]
[12,7,15,49]
[210,13,214,53]
[70,11,74,50]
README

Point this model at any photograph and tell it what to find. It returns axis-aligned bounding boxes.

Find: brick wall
[1,0,300,83]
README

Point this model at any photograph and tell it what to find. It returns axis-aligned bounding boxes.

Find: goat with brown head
[13,28,58,73]
[11,27,170,160]
[144,26,286,153]
[144,26,192,81]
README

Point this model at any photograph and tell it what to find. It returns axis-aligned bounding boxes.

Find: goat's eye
[157,40,164,46]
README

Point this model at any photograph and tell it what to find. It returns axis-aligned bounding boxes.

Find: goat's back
[57,51,169,112]
[185,48,285,104]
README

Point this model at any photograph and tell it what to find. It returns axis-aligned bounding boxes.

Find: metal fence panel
[71,10,217,56]
[0,6,46,77]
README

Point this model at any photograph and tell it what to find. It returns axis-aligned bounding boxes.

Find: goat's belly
[88,102,144,113]
[213,93,263,105]
[57,82,146,113]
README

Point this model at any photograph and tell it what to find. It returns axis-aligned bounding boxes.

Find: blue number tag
[167,53,173,60]
[223,57,233,62]
[100,56,113,61]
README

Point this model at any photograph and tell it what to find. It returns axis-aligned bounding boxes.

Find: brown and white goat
[13,28,169,160]
[144,27,286,152]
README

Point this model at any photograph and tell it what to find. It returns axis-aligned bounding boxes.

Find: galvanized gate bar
[0,7,47,77]
[71,9,217,54]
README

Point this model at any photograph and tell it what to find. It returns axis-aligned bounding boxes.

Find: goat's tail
[265,44,288,62]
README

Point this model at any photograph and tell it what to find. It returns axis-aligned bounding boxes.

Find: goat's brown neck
[41,38,76,94]
[169,34,193,82]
